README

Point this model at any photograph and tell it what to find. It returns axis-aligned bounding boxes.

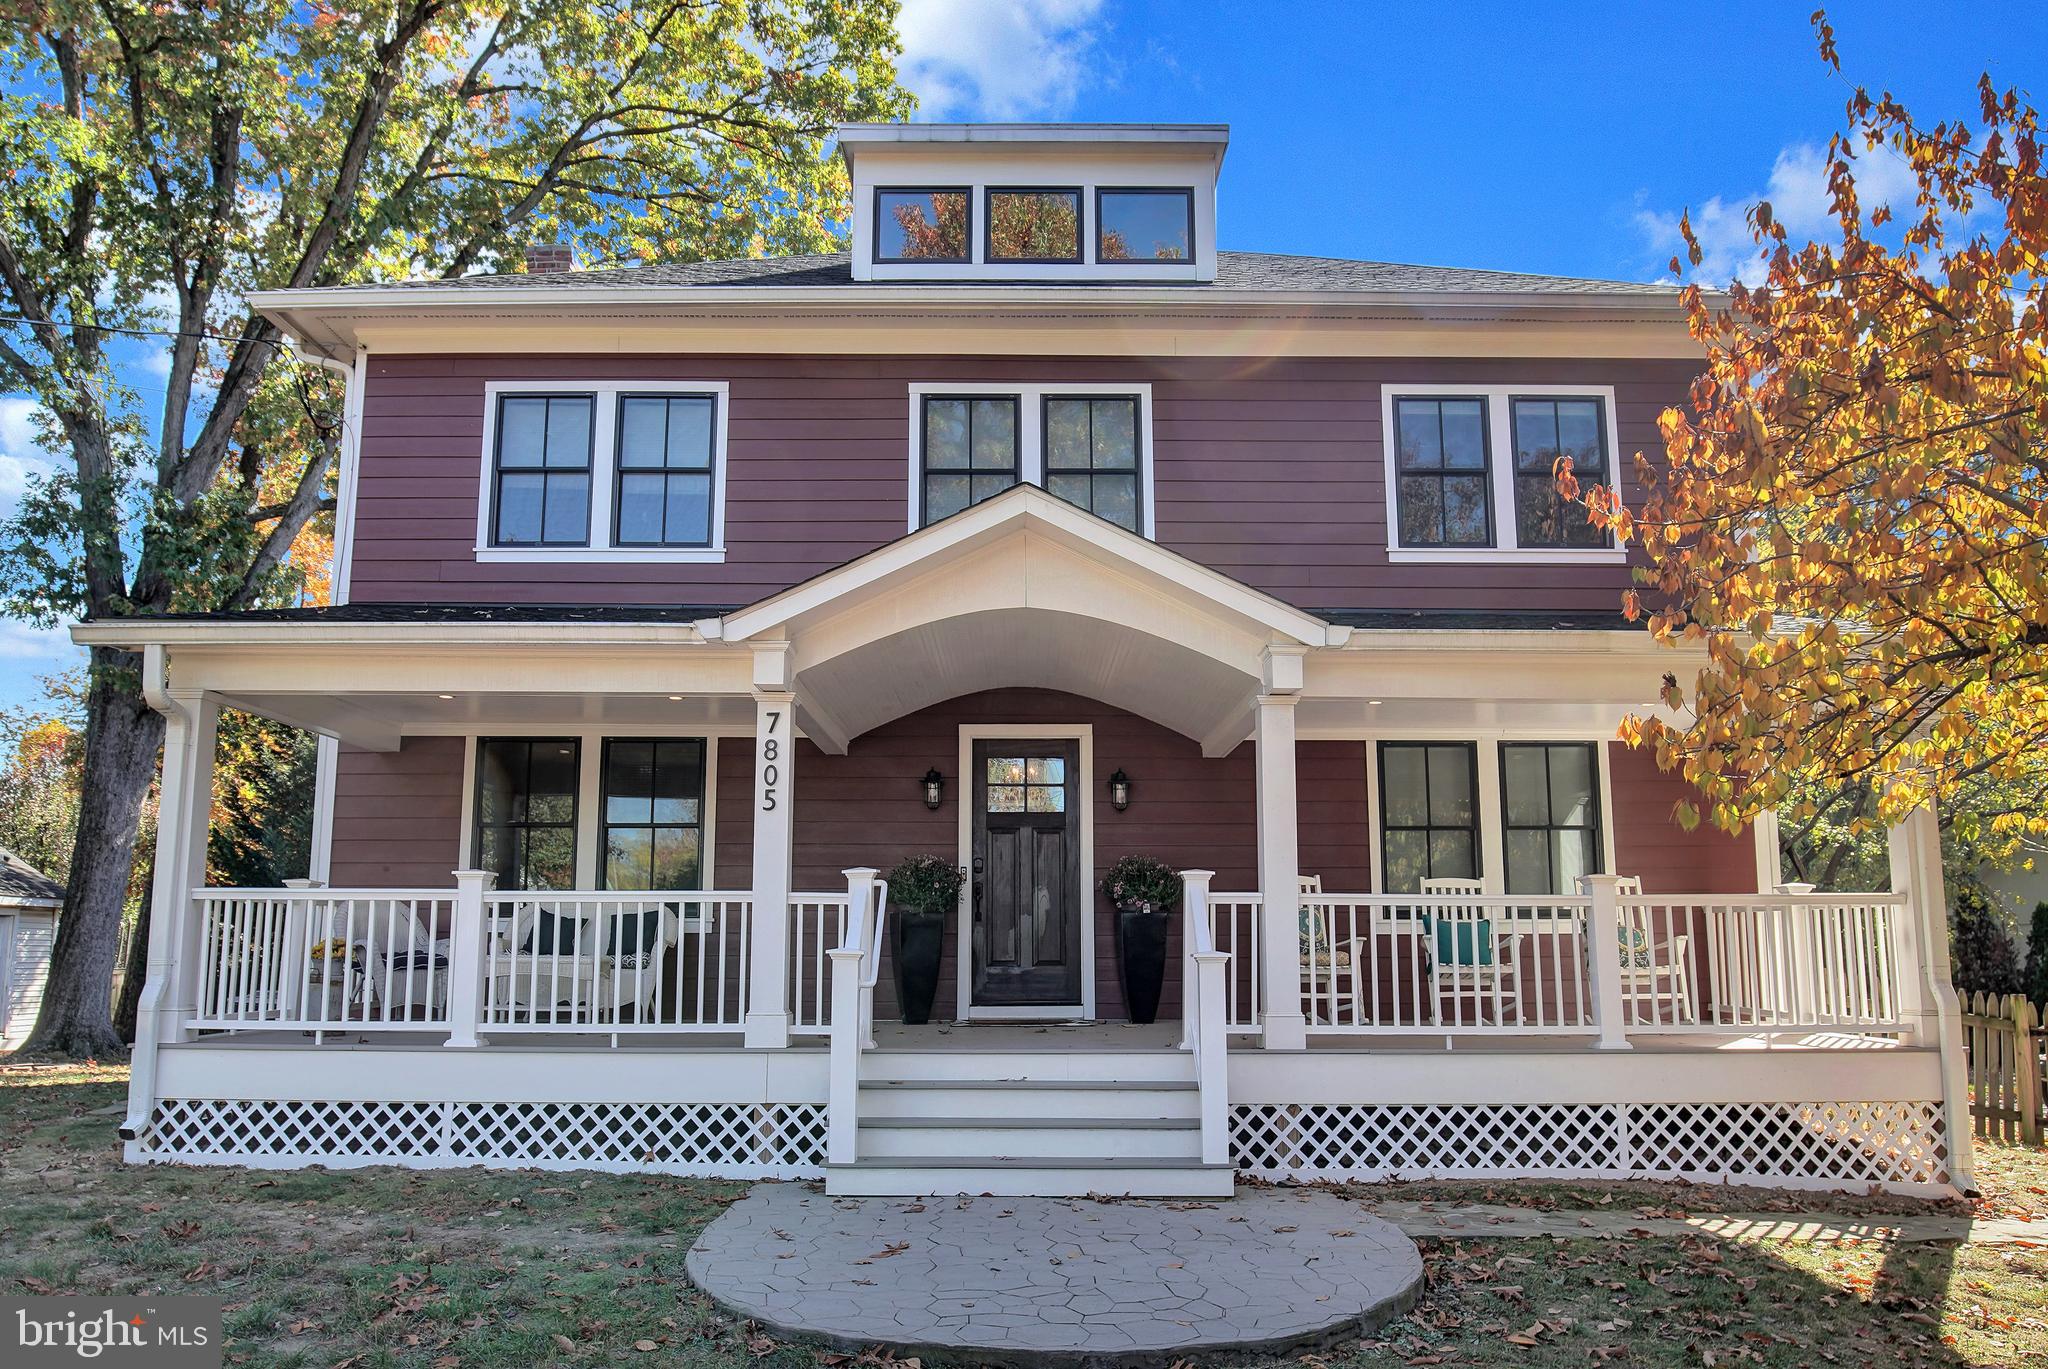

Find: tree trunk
[114,849,156,1043]
[25,648,166,1058]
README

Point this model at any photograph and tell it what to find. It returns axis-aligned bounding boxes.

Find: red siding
[1605,742,1759,894]
[350,353,1694,613]
[328,737,464,887]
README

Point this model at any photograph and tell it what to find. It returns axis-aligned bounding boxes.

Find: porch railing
[186,877,878,1044]
[825,869,888,1165]
[193,889,457,1032]
[1215,885,1913,1042]
[480,891,754,1036]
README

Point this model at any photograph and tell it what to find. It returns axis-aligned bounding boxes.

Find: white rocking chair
[1604,875,1696,1026]
[1420,877,1520,1027]
[1297,874,1369,1025]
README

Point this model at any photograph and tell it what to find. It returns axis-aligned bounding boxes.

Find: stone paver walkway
[1373,1200,2048,1245]
[686,1183,1423,1366]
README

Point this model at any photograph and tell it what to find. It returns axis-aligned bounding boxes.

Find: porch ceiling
[795,608,1258,749]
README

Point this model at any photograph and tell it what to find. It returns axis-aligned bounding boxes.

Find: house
[0,848,63,1050]
[78,123,1972,1197]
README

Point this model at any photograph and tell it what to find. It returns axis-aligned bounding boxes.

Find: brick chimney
[523,243,575,274]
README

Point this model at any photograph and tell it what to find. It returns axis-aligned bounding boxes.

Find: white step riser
[826,1165,1236,1199]
[864,1051,1193,1085]
[860,1086,1199,1121]
[858,1126,1204,1161]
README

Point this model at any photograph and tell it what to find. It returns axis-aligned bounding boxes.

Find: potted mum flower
[885,855,966,1025]
[1103,855,1181,1024]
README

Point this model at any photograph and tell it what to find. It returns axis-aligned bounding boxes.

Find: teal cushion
[1298,901,1330,960]
[1431,918,1494,967]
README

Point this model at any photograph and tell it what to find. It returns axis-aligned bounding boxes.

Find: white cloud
[0,619,76,662]
[0,396,57,515]
[897,0,1109,119]
[1635,141,1920,287]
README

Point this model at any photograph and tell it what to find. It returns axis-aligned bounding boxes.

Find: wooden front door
[970,740,1083,1008]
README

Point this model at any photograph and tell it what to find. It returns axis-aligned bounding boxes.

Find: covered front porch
[80,487,1974,1195]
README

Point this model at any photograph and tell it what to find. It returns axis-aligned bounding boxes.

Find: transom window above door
[911,383,1154,535]
[476,380,728,563]
[1380,384,1622,563]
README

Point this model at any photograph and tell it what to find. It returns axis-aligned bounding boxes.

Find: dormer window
[986,188,1082,263]
[874,187,970,262]
[841,123,1225,284]
[1097,188,1194,262]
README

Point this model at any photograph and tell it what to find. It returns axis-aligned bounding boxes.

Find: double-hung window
[474,738,580,891]
[912,384,1153,534]
[920,395,1020,523]
[479,381,727,560]
[491,396,594,546]
[1499,742,1603,895]
[1382,385,1620,560]
[600,739,706,891]
[1377,742,1480,893]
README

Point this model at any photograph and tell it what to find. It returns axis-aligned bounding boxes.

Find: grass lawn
[3,1060,2044,1368]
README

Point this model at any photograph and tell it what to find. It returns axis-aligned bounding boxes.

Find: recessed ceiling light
[437,693,455,700]
[1368,699,1383,706]
[668,695,683,701]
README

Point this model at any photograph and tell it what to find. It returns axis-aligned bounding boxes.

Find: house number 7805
[760,710,781,811]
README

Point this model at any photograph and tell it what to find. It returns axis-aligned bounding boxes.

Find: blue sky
[2,0,2042,712]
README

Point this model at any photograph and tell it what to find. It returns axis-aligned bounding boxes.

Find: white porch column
[1579,874,1634,1051]
[1178,869,1214,1049]
[1255,646,1307,1051]
[443,869,496,1048]
[746,643,796,1049]
[121,654,221,1150]
[1886,802,1975,1191]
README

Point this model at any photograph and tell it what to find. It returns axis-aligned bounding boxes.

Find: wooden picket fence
[1962,991,2046,1145]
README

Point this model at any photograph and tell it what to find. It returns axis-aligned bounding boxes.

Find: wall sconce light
[921,768,945,811]
[1107,768,1132,812]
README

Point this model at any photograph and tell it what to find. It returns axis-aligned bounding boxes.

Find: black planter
[893,908,946,1026]
[1116,904,1171,1025]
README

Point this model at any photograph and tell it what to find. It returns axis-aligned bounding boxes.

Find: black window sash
[1498,742,1604,895]
[1039,393,1143,531]
[1390,395,1494,548]
[472,737,581,891]
[1508,395,1611,550]
[490,393,595,547]
[983,186,1084,264]
[598,738,707,892]
[610,392,718,549]
[1376,741,1482,893]
[873,186,974,264]
[1093,186,1196,265]
[918,393,1020,525]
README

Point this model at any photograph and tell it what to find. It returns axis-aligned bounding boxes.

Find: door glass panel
[988,757,1026,784]
[1027,757,1065,783]
[986,785,1025,813]
[1026,785,1065,813]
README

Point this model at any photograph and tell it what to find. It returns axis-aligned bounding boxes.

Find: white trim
[1378,382,1627,564]
[903,382,1157,537]
[955,723,1096,1022]
[332,345,368,603]
[455,726,722,890]
[1362,732,1621,895]
[472,379,729,563]
[309,735,339,883]
[723,483,1325,649]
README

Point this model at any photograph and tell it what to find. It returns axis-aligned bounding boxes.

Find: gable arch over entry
[713,485,1333,753]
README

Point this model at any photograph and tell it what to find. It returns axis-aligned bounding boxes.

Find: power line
[0,313,295,351]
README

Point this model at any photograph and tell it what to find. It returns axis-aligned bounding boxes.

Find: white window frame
[1362,732,1619,901]
[474,379,729,563]
[905,381,1156,536]
[1380,382,1624,564]
[458,729,725,894]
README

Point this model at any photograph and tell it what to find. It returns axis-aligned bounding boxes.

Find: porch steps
[827,1051,1232,1197]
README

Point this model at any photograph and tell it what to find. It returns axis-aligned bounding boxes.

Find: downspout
[297,347,365,885]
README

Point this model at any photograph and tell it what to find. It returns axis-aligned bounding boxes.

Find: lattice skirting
[137,1099,827,1177]
[1232,1101,1948,1190]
